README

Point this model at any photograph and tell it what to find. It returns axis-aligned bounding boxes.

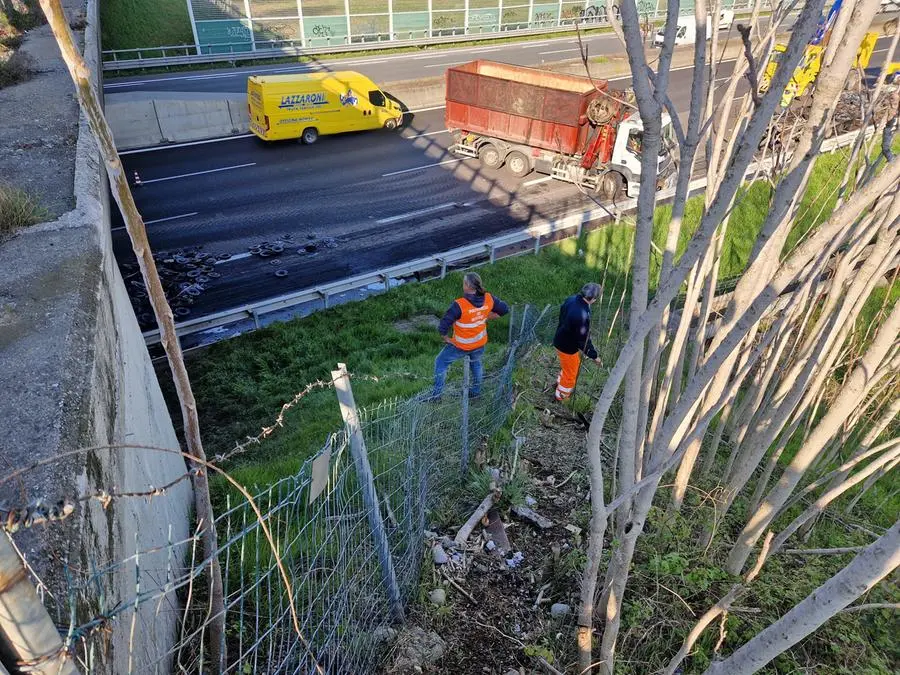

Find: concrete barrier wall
[0,1,191,672]
[106,92,249,149]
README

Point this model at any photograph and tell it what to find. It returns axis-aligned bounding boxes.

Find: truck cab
[609,114,677,197]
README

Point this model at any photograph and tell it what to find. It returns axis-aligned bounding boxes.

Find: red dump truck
[445,61,676,199]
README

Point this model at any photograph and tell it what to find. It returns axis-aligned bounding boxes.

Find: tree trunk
[706,521,900,675]
[727,301,900,574]
[36,0,226,668]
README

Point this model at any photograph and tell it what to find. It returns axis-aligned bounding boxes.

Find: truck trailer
[445,61,676,200]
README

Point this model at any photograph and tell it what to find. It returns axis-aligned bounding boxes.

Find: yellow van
[248,71,403,143]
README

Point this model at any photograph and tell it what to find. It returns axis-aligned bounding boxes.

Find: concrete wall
[0,1,191,672]
[106,91,250,149]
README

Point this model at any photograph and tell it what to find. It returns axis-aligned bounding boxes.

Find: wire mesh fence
[3,304,568,675]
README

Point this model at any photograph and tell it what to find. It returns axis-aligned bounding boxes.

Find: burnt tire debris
[122,233,341,329]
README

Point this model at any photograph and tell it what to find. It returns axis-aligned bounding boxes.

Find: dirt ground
[391,403,595,674]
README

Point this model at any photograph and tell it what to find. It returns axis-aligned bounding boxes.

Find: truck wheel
[479,144,503,169]
[384,117,398,130]
[599,172,624,201]
[506,151,531,178]
[302,127,319,144]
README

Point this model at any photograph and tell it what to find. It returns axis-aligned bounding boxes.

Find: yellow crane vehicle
[759,31,879,108]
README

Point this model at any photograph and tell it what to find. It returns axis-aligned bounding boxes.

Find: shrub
[0,48,32,87]
[0,184,47,237]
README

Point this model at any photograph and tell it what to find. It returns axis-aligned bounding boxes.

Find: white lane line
[215,251,253,265]
[424,61,468,68]
[112,211,199,231]
[470,46,509,53]
[406,104,446,113]
[539,48,580,55]
[141,162,256,184]
[376,202,458,224]
[523,176,552,187]
[382,158,462,177]
[119,134,255,155]
[412,53,452,60]
[407,129,449,138]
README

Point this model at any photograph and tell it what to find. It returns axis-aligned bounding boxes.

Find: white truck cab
[609,113,678,197]
[654,11,733,47]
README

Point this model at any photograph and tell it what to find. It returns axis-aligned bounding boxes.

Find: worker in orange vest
[553,283,602,402]
[430,272,509,401]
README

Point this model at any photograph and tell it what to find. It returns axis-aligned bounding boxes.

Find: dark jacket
[553,295,598,359]
[438,292,510,336]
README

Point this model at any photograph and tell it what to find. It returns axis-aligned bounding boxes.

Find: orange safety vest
[451,293,494,351]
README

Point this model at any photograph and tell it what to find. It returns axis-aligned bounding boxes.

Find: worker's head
[463,272,485,296]
[580,282,601,305]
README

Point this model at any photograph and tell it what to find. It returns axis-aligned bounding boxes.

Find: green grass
[100,0,193,51]
[177,139,900,494]
[0,184,46,236]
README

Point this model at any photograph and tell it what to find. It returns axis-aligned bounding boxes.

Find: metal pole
[184,0,202,55]
[388,0,394,38]
[498,0,504,30]
[461,355,471,473]
[528,0,534,27]
[0,535,80,675]
[464,0,470,33]
[297,0,307,47]
[344,0,352,43]
[331,363,404,622]
[556,0,563,26]
[243,0,256,51]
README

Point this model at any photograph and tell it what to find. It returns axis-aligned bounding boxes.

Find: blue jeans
[432,344,484,398]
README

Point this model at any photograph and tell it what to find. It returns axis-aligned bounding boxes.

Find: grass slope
[173,140,896,492]
[100,0,193,51]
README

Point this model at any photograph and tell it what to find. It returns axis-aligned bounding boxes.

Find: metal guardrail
[141,126,873,347]
[102,3,760,72]
[101,21,620,72]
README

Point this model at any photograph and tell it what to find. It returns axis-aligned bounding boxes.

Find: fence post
[344,0,353,43]
[297,0,307,47]
[185,0,202,55]
[243,0,256,51]
[428,0,433,37]
[461,355,471,474]
[556,0,563,26]
[331,363,404,622]
[388,0,395,38]
[0,535,80,675]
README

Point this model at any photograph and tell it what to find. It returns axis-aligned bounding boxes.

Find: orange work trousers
[555,349,581,401]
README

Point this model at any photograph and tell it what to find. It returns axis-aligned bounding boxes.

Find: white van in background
[654,11,734,47]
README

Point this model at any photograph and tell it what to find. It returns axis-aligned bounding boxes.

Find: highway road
[103,16,795,95]
[108,34,898,332]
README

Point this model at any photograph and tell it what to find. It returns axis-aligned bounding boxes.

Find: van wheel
[506,151,531,178]
[384,117,398,130]
[479,144,503,169]
[301,127,319,144]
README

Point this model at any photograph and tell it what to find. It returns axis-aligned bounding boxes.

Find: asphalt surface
[103,17,793,95]
[110,34,898,330]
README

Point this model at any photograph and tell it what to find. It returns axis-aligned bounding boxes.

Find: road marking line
[412,53,452,60]
[119,134,255,155]
[141,162,256,184]
[376,202,459,224]
[407,129,449,138]
[406,104,446,113]
[424,61,468,68]
[523,176,553,187]
[539,48,580,55]
[112,211,199,231]
[215,252,253,265]
[382,158,462,177]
